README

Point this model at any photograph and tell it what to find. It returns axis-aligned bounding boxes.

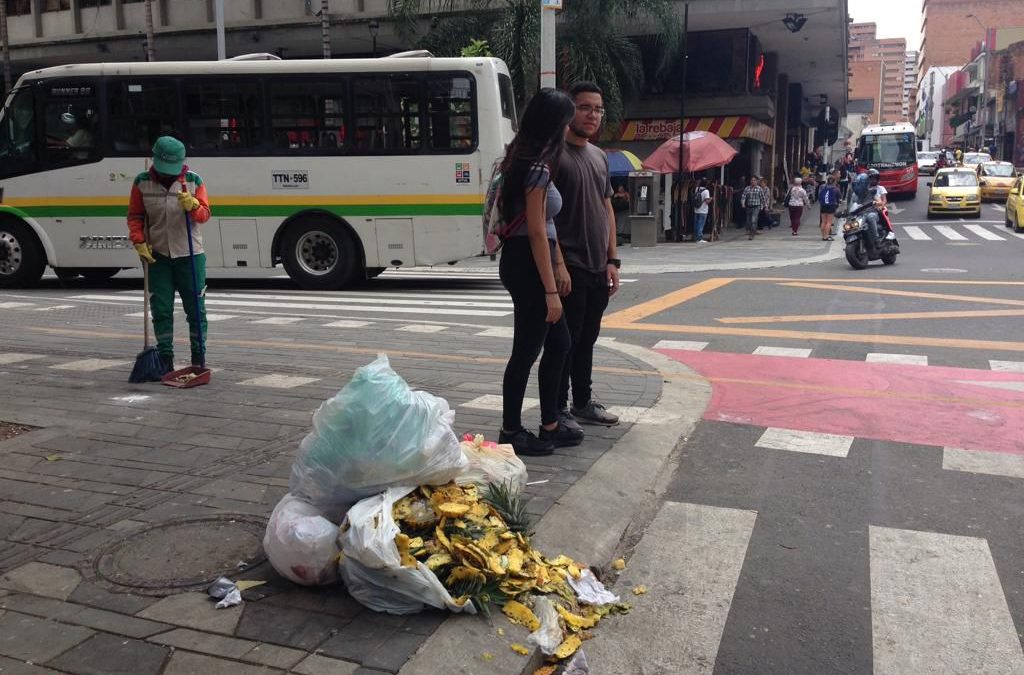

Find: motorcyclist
[848,172,882,253]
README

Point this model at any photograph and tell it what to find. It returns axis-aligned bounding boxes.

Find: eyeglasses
[576,105,605,117]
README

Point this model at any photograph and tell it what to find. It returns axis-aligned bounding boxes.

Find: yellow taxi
[977,161,1016,201]
[961,152,993,172]
[926,168,981,219]
[1006,175,1024,233]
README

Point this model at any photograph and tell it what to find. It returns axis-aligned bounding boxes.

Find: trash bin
[628,172,659,247]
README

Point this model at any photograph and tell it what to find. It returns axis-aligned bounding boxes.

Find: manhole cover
[94,515,267,593]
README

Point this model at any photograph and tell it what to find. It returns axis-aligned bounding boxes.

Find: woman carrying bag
[497,89,580,457]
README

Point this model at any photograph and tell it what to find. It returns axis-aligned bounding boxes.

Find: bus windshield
[857,132,916,168]
[0,87,38,175]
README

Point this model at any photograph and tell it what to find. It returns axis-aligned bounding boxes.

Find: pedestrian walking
[127,136,211,373]
[785,177,810,235]
[692,178,711,243]
[740,176,764,240]
[553,81,621,430]
[757,177,773,230]
[818,175,840,240]
[495,88,579,457]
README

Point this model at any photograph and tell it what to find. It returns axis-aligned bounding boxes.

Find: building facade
[904,51,918,121]
[848,22,907,123]
[918,0,1021,87]
[915,65,958,149]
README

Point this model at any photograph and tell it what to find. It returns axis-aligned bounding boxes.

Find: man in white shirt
[692,178,712,243]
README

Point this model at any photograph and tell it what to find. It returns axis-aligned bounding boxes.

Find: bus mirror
[926,182,932,187]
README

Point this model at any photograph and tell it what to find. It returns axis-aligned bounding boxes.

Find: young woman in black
[498,88,582,456]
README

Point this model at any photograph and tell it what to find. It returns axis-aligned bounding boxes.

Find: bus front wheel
[282,218,358,290]
[0,219,46,289]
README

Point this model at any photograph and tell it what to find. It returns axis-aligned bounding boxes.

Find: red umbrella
[642,131,738,173]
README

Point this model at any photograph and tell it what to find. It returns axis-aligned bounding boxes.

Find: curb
[398,341,712,675]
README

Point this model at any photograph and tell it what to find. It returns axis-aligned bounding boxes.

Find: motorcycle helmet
[867,168,881,185]
[851,172,869,200]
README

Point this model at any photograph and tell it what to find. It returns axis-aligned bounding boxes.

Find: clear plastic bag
[263,494,341,586]
[289,355,466,514]
[337,487,476,615]
[527,596,564,655]
[455,435,528,490]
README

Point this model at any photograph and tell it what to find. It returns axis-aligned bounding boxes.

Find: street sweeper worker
[127,136,211,373]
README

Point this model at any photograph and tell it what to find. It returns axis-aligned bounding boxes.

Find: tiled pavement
[0,320,661,674]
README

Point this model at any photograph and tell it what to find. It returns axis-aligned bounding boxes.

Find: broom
[128,258,165,382]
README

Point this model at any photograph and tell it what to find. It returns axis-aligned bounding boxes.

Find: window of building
[6,0,33,15]
[352,76,422,154]
[183,80,262,153]
[268,80,347,153]
[426,75,476,152]
[42,0,71,10]
[107,79,182,154]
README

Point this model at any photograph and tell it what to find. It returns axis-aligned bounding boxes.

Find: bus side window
[268,81,346,154]
[108,80,181,154]
[184,80,262,153]
[42,81,101,168]
[353,77,422,154]
[426,75,476,153]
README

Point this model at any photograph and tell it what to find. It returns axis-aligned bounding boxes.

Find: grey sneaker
[558,408,583,433]
[570,400,619,426]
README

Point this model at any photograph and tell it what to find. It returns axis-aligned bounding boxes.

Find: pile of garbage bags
[263,355,627,667]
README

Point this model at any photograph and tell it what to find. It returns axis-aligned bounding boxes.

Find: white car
[918,151,939,175]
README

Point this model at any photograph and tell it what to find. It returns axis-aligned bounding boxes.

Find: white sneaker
[696,239,707,244]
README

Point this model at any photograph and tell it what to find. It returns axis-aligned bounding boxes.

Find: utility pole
[539,0,560,89]
[320,0,330,59]
[143,0,156,62]
[674,3,689,239]
[1,0,11,96]
[215,0,225,60]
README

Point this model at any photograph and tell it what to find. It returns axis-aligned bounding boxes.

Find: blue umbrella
[604,149,644,177]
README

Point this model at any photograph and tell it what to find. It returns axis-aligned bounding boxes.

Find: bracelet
[545,291,558,295]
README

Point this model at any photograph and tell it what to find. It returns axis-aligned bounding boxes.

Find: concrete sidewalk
[0,310,706,674]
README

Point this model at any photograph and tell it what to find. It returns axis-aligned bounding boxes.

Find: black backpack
[690,187,704,209]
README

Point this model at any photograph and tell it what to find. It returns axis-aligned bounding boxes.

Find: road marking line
[653,340,708,351]
[964,224,1006,241]
[870,526,1024,675]
[993,204,1006,212]
[755,427,853,457]
[397,324,447,334]
[323,320,372,329]
[474,327,515,338]
[943,447,1024,479]
[935,225,968,240]
[604,405,679,425]
[603,278,735,324]
[96,297,511,318]
[583,501,756,674]
[239,374,320,389]
[990,360,1024,372]
[752,346,811,358]
[462,394,538,411]
[213,290,513,304]
[955,379,1024,393]
[125,312,237,322]
[50,358,130,372]
[866,353,928,366]
[75,292,514,310]
[903,226,931,240]
[780,281,1024,308]
[33,305,75,311]
[0,302,34,309]
[715,308,1024,324]
[0,353,45,364]
[251,317,305,325]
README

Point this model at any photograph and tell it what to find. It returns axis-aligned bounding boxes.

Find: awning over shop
[605,116,775,146]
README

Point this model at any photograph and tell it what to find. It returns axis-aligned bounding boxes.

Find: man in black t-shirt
[552,82,620,429]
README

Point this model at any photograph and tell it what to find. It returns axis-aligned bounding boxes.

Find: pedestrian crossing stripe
[898,223,1016,242]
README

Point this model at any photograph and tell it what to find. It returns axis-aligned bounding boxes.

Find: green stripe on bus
[17,203,483,218]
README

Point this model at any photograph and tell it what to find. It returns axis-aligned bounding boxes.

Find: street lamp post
[368,19,380,57]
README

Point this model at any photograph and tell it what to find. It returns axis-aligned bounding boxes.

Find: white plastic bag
[290,355,467,514]
[337,487,476,615]
[263,494,341,586]
[455,435,528,490]
[527,596,564,655]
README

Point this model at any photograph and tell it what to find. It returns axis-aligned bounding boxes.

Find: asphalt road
[1,188,1022,674]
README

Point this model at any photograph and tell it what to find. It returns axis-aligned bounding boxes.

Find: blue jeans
[693,212,708,241]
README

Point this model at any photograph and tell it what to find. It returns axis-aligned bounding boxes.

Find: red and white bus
[855,122,919,198]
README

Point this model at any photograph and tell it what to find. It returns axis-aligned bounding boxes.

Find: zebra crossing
[899,221,1024,242]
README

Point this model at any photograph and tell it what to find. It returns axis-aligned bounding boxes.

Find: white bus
[0,55,517,289]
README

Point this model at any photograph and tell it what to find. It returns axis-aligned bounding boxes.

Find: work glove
[177,190,200,213]
[134,242,155,264]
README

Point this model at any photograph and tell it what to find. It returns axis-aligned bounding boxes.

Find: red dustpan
[161,365,211,388]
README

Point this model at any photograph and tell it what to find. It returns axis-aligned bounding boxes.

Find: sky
[848,0,924,52]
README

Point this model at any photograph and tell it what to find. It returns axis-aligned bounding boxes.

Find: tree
[387,0,679,122]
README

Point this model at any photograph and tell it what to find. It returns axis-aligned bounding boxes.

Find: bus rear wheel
[0,219,46,289]
[281,218,358,290]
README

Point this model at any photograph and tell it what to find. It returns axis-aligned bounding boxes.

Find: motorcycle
[841,201,900,269]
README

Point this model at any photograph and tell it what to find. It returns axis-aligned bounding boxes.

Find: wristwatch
[607,258,621,269]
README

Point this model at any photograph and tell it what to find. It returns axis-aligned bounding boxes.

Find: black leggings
[499,237,571,431]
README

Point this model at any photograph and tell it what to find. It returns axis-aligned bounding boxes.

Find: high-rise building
[904,52,918,121]
[848,22,907,123]
[918,0,1021,81]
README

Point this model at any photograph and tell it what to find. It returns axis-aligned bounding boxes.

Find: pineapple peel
[502,600,541,631]
[553,634,583,659]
